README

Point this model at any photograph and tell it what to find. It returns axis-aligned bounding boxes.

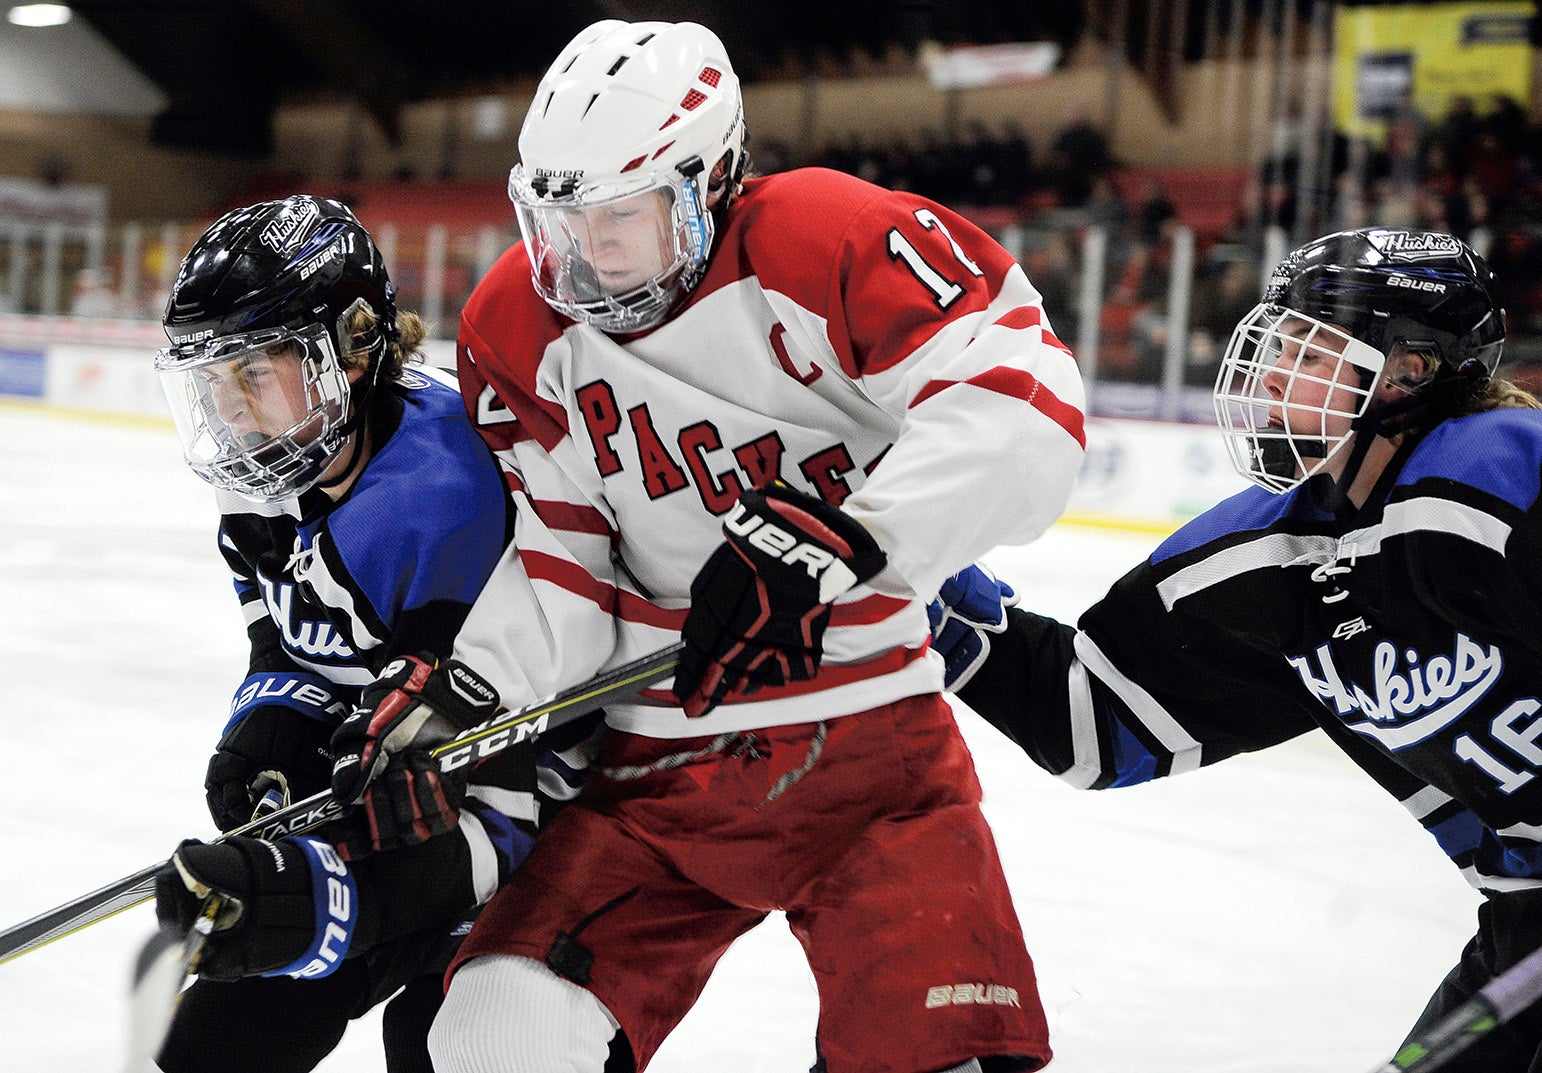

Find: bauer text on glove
[154,835,357,981]
[205,671,344,830]
[673,482,887,718]
[328,655,501,858]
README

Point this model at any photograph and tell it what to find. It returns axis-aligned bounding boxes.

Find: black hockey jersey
[963,407,1542,895]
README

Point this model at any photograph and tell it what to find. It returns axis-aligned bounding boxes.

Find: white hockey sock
[428,954,619,1073]
[931,1062,984,1073]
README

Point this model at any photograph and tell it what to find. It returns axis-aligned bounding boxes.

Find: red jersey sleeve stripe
[992,306,1045,330]
[989,306,1073,357]
[521,549,684,629]
[828,593,911,626]
[910,367,1086,449]
[1041,330,1072,356]
[529,498,616,537]
[634,642,930,706]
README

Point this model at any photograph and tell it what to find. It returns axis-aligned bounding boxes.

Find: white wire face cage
[155,322,354,503]
[1213,303,1388,494]
[509,166,713,334]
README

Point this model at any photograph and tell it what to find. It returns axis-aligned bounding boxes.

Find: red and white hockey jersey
[453,167,1085,738]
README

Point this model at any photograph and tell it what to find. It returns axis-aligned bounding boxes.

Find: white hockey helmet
[509,20,747,333]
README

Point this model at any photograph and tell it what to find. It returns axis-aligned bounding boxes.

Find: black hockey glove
[154,835,357,981]
[206,674,343,831]
[328,655,501,859]
[674,482,887,718]
[928,564,1019,691]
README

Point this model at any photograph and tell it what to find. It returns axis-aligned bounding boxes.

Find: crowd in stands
[33,91,1542,402]
[762,94,1542,390]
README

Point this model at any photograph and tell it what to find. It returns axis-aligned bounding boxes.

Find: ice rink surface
[0,403,1482,1073]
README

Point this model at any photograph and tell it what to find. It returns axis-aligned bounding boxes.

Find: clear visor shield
[509,168,711,333]
[154,323,353,502]
[1213,303,1387,494]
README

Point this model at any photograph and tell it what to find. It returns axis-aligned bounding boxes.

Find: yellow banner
[1334,1,1534,142]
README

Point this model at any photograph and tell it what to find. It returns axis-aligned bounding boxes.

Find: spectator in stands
[1383,91,1428,195]
[1133,179,1177,245]
[1470,129,1519,202]
[1431,95,1480,170]
[992,119,1035,207]
[1372,176,1416,230]
[1024,231,1081,351]
[1413,184,1453,236]
[1083,174,1129,237]
[881,136,917,193]
[1185,259,1258,385]
[961,120,1001,206]
[911,126,953,201]
[1126,242,1176,384]
[1326,172,1375,234]
[1261,176,1298,234]
[1047,110,1113,206]
[755,138,792,175]
[1486,95,1530,157]
[1464,180,1494,257]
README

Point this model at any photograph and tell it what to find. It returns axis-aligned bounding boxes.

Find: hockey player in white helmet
[934,228,1542,1070]
[329,18,1086,1073]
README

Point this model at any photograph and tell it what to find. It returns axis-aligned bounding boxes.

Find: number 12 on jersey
[887,209,984,309]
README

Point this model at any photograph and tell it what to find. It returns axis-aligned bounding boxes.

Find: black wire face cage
[155,321,354,503]
[1213,303,1387,494]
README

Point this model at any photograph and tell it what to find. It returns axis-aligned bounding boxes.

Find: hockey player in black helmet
[933,228,1542,1069]
[1213,226,1507,497]
[149,196,598,1073]
[157,194,400,503]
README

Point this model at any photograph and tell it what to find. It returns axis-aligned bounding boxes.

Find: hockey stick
[0,642,683,966]
[121,895,227,1073]
[1372,942,1542,1072]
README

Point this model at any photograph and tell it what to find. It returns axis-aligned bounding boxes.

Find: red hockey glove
[328,655,501,858]
[674,483,887,718]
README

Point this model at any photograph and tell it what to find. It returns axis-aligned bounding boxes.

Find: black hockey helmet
[1262,227,1504,391]
[156,196,398,503]
[1216,228,1506,493]
[162,194,398,351]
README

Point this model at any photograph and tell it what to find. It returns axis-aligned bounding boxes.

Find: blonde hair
[1459,376,1542,414]
[340,304,427,382]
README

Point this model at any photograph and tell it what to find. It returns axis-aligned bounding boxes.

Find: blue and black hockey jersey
[210,367,600,947]
[962,407,1542,896]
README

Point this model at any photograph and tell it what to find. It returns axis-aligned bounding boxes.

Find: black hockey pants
[1403,888,1542,1073]
[156,923,459,1073]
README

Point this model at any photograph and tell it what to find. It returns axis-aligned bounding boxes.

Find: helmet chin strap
[1309,354,1488,507]
[1255,436,1325,484]
[1328,427,1379,500]
[316,328,388,496]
